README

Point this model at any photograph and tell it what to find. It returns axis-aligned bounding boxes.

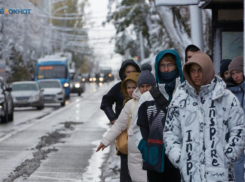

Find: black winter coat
[100,59,141,122]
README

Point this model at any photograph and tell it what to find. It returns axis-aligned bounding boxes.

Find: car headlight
[75,83,80,88]
[57,91,63,95]
[29,94,39,101]
[64,83,69,87]
[99,77,104,81]
[89,78,92,82]
[82,78,85,82]
[108,73,112,77]
[93,78,96,81]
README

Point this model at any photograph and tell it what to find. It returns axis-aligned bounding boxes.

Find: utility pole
[41,19,44,57]
[139,31,145,62]
[1,0,5,64]
[244,0,245,77]
[23,15,28,65]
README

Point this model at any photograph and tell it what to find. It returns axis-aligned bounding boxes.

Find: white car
[38,80,65,106]
[11,81,44,110]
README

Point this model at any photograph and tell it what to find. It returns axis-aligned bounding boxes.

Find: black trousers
[120,154,132,182]
[147,168,181,182]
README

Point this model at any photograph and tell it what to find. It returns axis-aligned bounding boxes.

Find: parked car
[70,75,85,96]
[0,77,14,122]
[38,79,66,106]
[11,81,44,110]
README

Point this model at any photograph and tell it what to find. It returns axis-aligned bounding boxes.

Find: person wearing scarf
[134,49,184,181]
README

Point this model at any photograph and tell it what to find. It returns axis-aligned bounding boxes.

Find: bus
[35,57,70,99]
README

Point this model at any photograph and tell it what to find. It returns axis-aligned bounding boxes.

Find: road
[0,81,119,182]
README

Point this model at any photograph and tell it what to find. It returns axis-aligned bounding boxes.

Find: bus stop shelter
[200,0,243,74]
[155,0,244,74]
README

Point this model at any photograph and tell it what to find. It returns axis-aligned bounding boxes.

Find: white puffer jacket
[164,76,245,182]
[101,88,147,182]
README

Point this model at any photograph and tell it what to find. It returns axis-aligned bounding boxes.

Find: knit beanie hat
[228,56,243,74]
[137,63,156,87]
[220,59,232,78]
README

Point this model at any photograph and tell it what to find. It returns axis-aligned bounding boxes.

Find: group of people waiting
[96,46,245,182]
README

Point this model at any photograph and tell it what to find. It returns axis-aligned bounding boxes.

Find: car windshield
[12,83,38,91]
[73,76,81,82]
[39,81,61,88]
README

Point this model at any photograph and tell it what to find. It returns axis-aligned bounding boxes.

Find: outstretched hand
[96,142,107,152]
[111,120,116,125]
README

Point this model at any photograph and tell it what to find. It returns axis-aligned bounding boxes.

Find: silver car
[38,80,65,106]
[11,81,44,110]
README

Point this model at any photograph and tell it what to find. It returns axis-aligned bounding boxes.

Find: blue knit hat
[137,63,156,87]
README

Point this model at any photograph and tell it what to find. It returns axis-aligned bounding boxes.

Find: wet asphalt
[0,81,116,182]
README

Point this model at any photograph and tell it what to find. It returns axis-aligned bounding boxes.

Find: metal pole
[2,0,5,64]
[23,15,28,65]
[139,31,145,62]
[41,20,44,57]
[189,5,204,51]
[244,0,245,77]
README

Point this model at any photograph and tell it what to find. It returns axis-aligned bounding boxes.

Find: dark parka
[100,59,140,123]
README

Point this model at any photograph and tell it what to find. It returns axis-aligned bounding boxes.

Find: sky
[84,0,123,71]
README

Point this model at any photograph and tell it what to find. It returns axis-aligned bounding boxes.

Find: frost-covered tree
[0,0,92,81]
[107,0,212,63]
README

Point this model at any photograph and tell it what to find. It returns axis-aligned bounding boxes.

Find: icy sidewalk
[101,143,120,182]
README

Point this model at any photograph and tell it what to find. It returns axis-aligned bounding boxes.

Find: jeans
[234,151,245,182]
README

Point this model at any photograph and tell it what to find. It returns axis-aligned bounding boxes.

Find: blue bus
[35,57,70,99]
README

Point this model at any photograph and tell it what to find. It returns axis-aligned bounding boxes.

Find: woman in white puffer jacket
[96,67,156,182]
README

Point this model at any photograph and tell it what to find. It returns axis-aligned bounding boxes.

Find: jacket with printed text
[164,76,245,182]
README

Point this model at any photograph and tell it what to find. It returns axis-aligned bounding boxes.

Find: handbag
[115,99,136,154]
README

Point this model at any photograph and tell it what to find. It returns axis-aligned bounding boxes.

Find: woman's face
[139,84,152,94]
[231,70,244,84]
[126,81,137,98]
[223,70,230,79]
[124,65,137,77]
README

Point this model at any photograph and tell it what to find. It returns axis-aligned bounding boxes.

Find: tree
[51,0,92,73]
[107,0,212,63]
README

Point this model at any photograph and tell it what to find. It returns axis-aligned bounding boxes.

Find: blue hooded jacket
[154,49,184,101]
[137,50,184,174]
